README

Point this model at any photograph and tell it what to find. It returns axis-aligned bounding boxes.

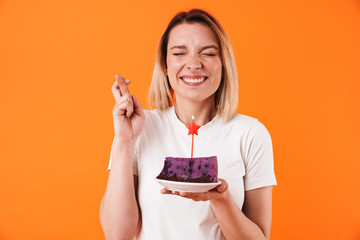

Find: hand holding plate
[160,178,228,202]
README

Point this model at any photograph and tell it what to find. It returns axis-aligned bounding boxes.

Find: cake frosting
[156,156,218,183]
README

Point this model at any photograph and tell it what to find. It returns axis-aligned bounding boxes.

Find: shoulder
[143,108,168,123]
[220,113,272,143]
[144,109,161,120]
[226,113,268,132]
[136,108,174,147]
[228,113,259,127]
[141,108,172,132]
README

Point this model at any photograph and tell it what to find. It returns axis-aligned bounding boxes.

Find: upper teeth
[183,77,205,83]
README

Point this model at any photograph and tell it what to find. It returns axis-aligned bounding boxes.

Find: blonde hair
[149,9,238,121]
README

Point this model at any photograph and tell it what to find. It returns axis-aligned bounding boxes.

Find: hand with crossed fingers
[111,74,145,144]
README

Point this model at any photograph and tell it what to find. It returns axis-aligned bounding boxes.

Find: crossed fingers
[112,74,133,118]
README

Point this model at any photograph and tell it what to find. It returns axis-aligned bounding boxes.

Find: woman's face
[166,23,222,104]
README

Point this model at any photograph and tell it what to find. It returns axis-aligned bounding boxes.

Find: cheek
[216,61,223,78]
[208,60,222,78]
[167,58,183,76]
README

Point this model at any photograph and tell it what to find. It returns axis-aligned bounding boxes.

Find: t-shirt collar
[166,105,220,137]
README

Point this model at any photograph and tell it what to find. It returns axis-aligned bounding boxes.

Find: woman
[100,9,277,240]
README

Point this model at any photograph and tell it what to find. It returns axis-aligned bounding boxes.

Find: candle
[186,115,201,158]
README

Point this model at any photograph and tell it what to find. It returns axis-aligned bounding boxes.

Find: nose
[186,55,202,70]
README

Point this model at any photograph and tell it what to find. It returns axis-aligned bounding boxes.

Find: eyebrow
[170,45,219,51]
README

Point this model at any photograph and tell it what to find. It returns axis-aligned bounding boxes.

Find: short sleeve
[107,138,138,175]
[243,120,277,191]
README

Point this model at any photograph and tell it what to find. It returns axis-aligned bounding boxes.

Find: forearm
[100,140,140,240]
[210,191,267,240]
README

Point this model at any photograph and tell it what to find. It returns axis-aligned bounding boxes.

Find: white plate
[156,179,221,193]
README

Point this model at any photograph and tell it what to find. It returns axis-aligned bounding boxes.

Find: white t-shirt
[108,106,277,239]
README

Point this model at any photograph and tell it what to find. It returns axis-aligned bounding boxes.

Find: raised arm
[100,75,145,240]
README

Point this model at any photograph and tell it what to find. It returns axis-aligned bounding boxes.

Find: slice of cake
[156,156,218,183]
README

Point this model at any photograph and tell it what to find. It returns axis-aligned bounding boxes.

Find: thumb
[216,179,228,193]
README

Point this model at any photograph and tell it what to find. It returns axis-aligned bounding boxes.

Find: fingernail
[124,78,131,84]
[115,74,119,80]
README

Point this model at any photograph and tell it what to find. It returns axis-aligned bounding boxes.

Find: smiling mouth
[181,76,207,84]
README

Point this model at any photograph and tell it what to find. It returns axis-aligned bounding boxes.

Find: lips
[180,76,207,86]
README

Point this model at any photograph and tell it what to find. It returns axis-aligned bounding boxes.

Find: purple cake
[156,156,218,183]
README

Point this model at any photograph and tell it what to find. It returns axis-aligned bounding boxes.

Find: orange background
[1,0,359,239]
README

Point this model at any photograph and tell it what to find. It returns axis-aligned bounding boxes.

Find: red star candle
[186,115,201,158]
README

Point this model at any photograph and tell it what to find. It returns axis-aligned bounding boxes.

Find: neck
[173,97,217,126]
